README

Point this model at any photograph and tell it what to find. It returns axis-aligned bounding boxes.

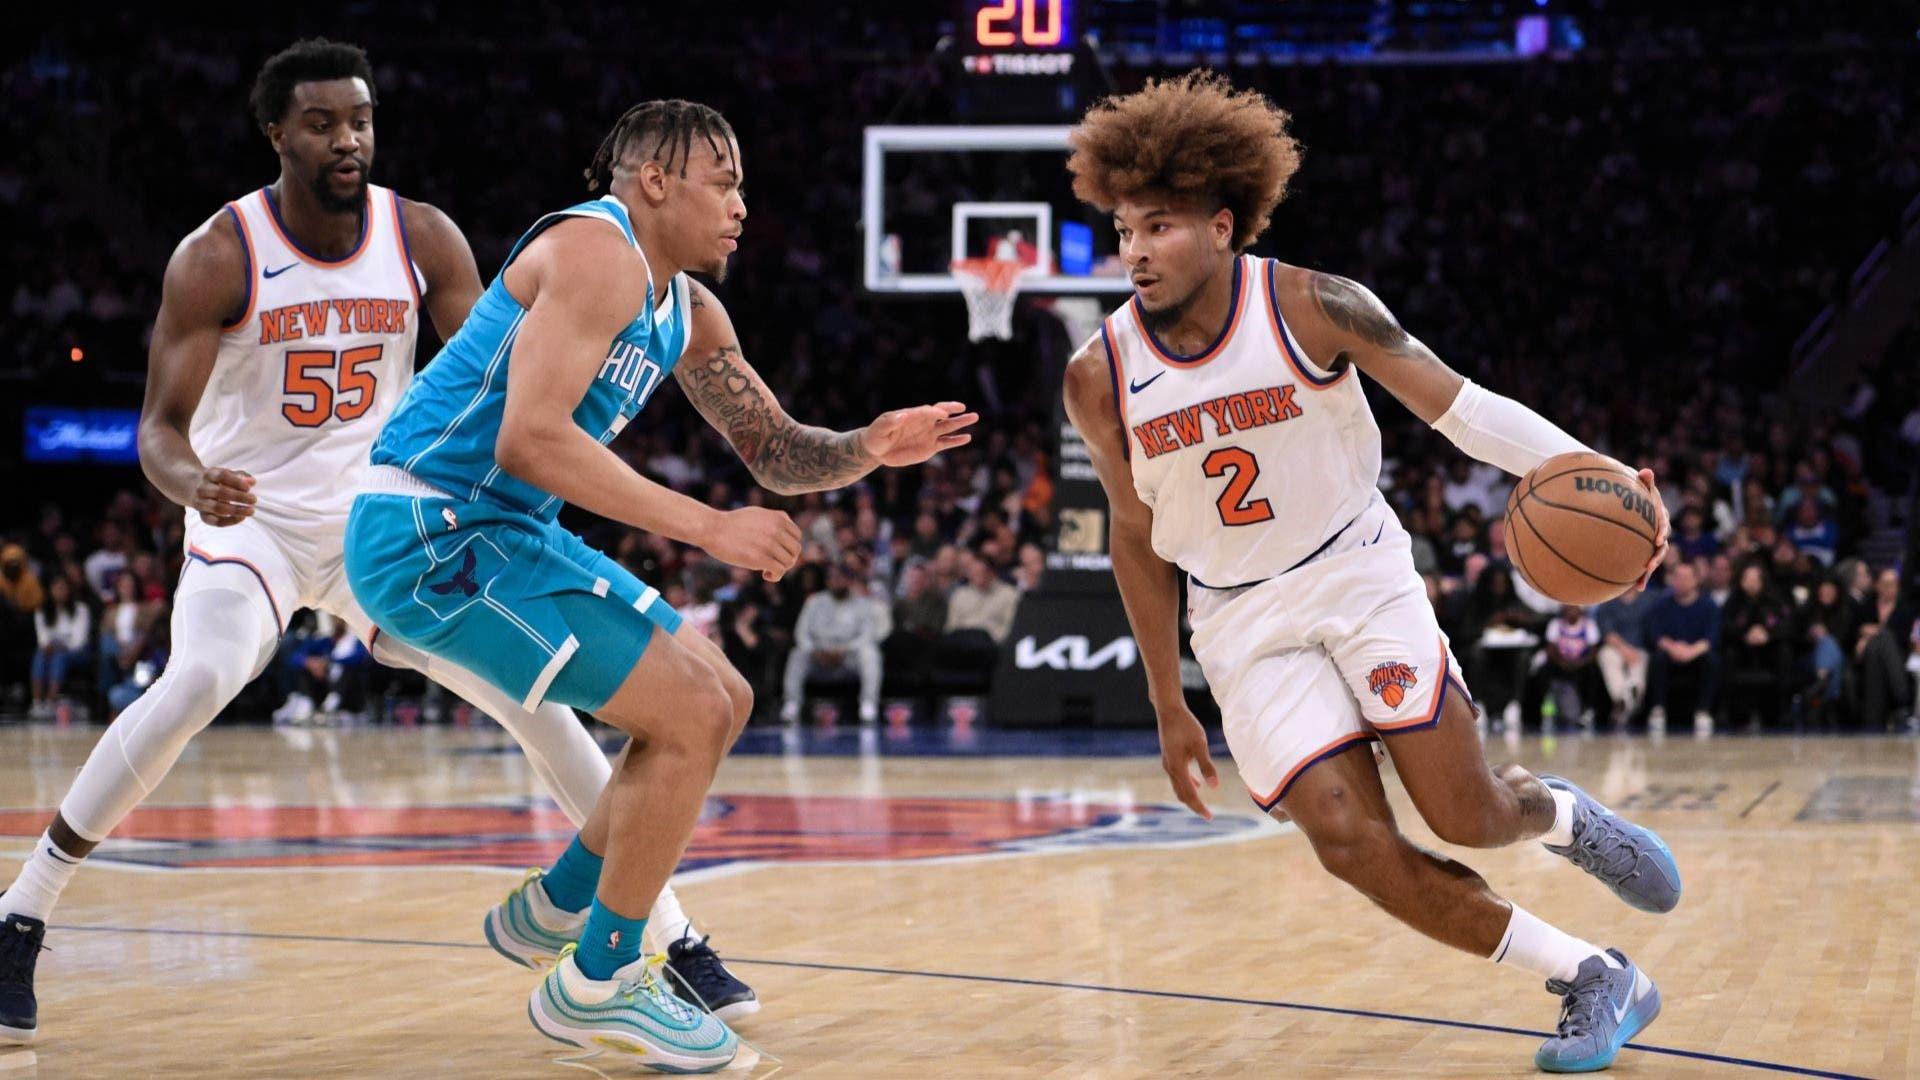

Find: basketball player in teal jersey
[345,101,975,1067]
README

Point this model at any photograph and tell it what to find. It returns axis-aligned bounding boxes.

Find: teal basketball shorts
[344,473,682,713]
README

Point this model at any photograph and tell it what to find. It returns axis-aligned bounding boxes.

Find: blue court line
[51,922,1865,1078]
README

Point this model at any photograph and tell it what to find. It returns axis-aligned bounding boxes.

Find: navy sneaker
[662,933,760,1023]
[1536,949,1662,1072]
[0,903,44,1044]
[1539,775,1683,913]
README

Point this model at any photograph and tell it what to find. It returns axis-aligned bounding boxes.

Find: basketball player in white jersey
[1061,72,1682,1073]
[0,40,751,1045]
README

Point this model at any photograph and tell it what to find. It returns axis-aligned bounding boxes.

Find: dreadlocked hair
[584,100,737,192]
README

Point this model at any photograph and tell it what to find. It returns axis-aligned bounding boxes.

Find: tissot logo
[1014,635,1139,671]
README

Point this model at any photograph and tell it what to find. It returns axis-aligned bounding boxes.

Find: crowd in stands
[1,11,1914,729]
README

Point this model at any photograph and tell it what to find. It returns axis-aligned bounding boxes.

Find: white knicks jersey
[1101,255,1383,587]
[191,183,423,525]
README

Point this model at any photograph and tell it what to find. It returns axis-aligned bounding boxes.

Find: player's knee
[163,652,250,726]
[1304,816,1403,890]
[723,671,753,741]
[653,670,734,764]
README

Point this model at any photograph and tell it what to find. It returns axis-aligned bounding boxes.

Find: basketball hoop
[952,258,1032,342]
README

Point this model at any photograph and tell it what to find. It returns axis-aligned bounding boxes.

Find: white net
[953,258,1031,342]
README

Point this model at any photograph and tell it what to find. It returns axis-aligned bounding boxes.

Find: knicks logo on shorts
[1368,662,1420,709]
[0,795,1271,875]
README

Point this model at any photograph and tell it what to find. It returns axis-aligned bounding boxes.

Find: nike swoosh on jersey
[1128,371,1166,394]
[263,263,297,279]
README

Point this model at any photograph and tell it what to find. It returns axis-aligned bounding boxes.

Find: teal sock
[576,899,646,981]
[541,835,603,913]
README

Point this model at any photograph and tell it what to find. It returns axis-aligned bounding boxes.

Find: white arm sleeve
[1431,378,1588,478]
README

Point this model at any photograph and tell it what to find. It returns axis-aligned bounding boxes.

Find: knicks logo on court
[0,794,1271,875]
[1368,662,1420,709]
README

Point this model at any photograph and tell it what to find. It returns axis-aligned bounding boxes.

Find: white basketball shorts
[1186,492,1473,813]
[180,506,373,641]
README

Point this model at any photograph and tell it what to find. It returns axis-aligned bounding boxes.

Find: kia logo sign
[1014,635,1139,671]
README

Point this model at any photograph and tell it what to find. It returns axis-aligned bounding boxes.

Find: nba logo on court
[1367,662,1419,709]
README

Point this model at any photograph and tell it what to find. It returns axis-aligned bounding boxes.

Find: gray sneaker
[1535,949,1661,1073]
[1539,775,1682,913]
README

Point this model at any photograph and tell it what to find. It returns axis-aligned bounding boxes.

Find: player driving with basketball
[1060,72,1677,1073]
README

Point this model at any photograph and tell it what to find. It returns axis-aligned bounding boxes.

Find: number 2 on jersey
[1203,447,1274,526]
[282,346,382,427]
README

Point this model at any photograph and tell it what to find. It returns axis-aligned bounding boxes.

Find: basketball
[1505,451,1659,605]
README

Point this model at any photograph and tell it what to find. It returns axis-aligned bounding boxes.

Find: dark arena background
[1,3,1917,1077]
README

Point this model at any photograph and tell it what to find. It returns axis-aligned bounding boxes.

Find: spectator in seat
[82,522,130,602]
[1783,498,1839,568]
[1798,575,1856,727]
[31,575,89,718]
[99,571,162,717]
[1595,581,1663,724]
[884,561,948,698]
[781,563,887,725]
[1673,506,1719,562]
[1645,561,1721,731]
[1705,553,1735,608]
[939,548,1021,691]
[1852,568,1914,729]
[1720,562,1793,729]
[719,592,776,722]
[1533,604,1602,726]
[1460,563,1543,725]
[0,543,44,702]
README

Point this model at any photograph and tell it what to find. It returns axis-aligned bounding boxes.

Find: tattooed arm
[1270,266,1464,422]
[675,279,977,495]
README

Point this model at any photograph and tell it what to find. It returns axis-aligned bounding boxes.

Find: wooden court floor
[0,722,1914,1078]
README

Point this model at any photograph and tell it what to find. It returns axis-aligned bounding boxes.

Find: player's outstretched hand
[861,402,978,468]
[1156,703,1220,820]
[194,467,256,527]
[705,506,803,582]
[1632,465,1669,591]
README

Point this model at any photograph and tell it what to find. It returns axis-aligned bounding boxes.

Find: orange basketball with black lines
[1505,451,1658,606]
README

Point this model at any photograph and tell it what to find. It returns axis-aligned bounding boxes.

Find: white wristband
[1432,379,1588,478]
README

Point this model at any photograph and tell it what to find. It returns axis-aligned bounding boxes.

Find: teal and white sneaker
[530,944,740,1073]
[484,868,585,969]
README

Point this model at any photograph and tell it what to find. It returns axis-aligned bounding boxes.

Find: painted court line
[52,922,1865,1078]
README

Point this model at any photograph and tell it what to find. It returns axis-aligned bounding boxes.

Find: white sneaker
[272,693,315,725]
[779,700,800,725]
[1693,711,1713,737]
[1647,706,1667,732]
[530,947,739,1071]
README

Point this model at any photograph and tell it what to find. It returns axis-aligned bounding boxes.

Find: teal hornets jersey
[371,195,691,521]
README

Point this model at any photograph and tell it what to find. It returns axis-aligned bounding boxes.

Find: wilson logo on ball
[1367,662,1419,709]
[1571,475,1657,528]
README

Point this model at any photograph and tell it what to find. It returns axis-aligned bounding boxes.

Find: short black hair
[249,38,376,132]
[584,99,736,192]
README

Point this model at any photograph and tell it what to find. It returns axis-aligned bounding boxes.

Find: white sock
[1492,903,1618,983]
[2,832,85,921]
[644,884,699,954]
[1542,787,1578,847]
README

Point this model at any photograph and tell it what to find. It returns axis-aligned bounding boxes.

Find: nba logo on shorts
[1367,662,1419,709]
